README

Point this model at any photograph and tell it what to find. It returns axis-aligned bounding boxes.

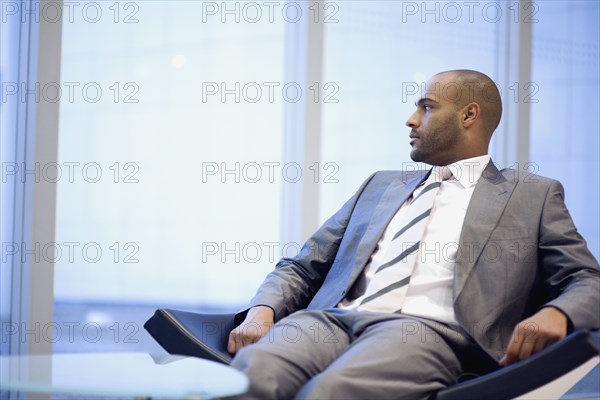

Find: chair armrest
[435,330,600,400]
[144,308,236,365]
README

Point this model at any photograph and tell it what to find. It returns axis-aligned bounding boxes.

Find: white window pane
[530,1,600,259]
[56,1,285,307]
[320,1,498,220]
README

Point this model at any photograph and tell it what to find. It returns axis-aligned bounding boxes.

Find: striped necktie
[357,167,452,312]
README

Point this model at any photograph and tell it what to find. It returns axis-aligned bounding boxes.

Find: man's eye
[423,105,432,111]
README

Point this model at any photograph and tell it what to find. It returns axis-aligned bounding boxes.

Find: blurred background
[1,2,598,381]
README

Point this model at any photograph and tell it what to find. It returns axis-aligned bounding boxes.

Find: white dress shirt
[401,155,490,324]
[339,155,491,324]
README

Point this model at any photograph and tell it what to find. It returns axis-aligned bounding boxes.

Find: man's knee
[295,368,351,399]
[231,343,273,372]
[297,367,444,400]
[231,345,284,399]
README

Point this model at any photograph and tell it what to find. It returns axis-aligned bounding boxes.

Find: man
[227,70,600,399]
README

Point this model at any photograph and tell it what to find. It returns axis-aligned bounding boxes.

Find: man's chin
[410,150,437,166]
[409,149,423,163]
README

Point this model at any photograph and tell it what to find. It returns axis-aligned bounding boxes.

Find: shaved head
[433,69,503,137]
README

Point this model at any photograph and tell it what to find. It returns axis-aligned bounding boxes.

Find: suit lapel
[454,162,517,300]
[346,171,429,288]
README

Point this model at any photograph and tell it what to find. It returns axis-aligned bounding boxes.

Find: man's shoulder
[484,166,567,199]
[369,169,428,183]
[365,164,563,190]
[494,166,561,187]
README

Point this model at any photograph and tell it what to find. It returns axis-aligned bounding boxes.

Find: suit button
[341,290,346,296]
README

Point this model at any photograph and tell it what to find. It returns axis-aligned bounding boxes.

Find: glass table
[0,352,249,399]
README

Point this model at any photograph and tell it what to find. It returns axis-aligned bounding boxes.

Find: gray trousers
[231,309,482,400]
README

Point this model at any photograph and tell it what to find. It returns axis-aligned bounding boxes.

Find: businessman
[227,70,600,399]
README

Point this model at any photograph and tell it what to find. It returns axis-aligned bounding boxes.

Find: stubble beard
[409,117,460,166]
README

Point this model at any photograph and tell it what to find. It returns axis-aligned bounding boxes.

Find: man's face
[405,76,463,166]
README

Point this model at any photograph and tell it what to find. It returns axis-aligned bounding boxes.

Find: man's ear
[462,102,480,128]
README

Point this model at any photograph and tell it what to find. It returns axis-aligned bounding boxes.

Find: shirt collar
[433,154,491,188]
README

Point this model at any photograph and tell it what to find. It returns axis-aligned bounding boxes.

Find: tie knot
[432,166,453,182]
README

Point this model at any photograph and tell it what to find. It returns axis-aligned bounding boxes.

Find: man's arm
[501,180,600,365]
[228,173,378,353]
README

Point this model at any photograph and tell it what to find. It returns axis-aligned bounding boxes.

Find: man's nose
[405,111,418,128]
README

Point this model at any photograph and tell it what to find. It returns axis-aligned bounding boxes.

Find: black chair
[145,309,600,399]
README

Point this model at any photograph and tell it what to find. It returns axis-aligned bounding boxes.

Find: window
[530,1,599,258]
[320,1,499,219]
[3,1,596,360]
[55,2,285,310]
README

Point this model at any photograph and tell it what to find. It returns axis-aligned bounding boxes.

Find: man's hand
[227,305,275,355]
[499,307,568,366]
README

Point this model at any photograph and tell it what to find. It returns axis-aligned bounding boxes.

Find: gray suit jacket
[245,162,600,360]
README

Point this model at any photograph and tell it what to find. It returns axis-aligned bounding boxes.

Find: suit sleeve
[538,180,600,330]
[239,173,377,322]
